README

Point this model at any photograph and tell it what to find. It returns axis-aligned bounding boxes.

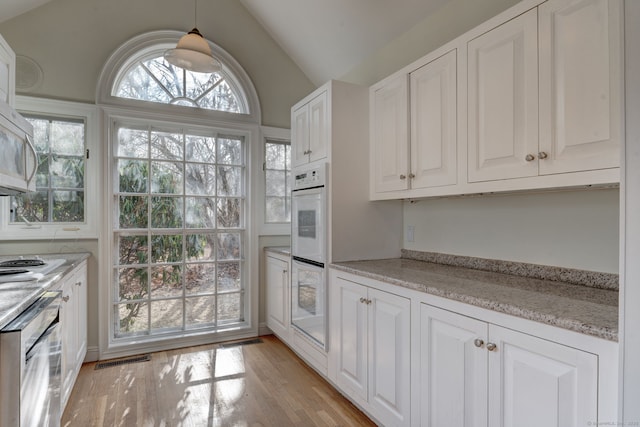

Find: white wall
[404,188,619,273]
[0,0,314,128]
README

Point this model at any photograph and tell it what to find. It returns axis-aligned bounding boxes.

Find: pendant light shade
[164,28,222,73]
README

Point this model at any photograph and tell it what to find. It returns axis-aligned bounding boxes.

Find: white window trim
[99,106,261,358]
[0,96,100,240]
[259,126,291,236]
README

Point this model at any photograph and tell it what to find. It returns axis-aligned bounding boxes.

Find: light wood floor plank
[62,335,375,427]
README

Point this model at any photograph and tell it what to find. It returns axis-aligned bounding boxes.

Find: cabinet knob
[399,174,406,180]
[282,270,288,274]
[75,281,82,287]
[486,342,497,352]
[474,338,485,348]
[538,151,548,160]
[525,154,535,162]
[360,297,366,303]
[62,295,70,303]
[408,173,415,179]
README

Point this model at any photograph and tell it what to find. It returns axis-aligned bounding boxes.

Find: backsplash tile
[401,249,619,290]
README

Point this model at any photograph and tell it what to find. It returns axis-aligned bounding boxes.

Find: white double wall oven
[291,164,327,349]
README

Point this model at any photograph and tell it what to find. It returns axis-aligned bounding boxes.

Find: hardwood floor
[62,335,375,426]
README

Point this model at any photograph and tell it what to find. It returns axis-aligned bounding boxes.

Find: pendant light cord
[194,0,198,28]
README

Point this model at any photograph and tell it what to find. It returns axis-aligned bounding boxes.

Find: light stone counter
[331,256,618,341]
[265,246,291,257]
[0,253,90,329]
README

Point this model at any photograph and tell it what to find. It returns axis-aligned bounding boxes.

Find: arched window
[114,57,243,112]
[97,31,260,356]
[98,30,260,122]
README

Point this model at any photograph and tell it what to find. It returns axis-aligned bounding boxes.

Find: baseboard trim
[258,322,272,336]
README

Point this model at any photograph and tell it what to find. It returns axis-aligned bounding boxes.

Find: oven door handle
[25,318,59,364]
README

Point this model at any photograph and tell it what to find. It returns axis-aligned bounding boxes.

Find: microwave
[0,100,36,195]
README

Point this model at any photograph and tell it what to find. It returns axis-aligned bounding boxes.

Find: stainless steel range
[0,257,65,427]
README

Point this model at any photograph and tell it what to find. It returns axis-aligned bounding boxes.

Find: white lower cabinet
[329,276,411,426]
[265,251,291,344]
[58,260,88,410]
[419,304,598,427]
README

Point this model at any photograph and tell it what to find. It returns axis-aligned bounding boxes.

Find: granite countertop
[265,246,291,256]
[331,257,618,341]
[0,253,90,329]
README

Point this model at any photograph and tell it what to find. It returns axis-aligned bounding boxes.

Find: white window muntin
[0,96,99,239]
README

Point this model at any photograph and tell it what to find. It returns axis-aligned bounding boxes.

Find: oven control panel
[293,164,326,190]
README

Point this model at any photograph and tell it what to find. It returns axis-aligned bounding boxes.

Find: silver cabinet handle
[474,338,484,348]
[486,342,497,352]
[399,174,406,180]
[62,295,70,303]
[525,154,535,162]
[538,151,548,160]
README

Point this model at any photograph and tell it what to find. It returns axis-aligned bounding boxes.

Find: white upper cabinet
[538,0,621,175]
[292,90,328,168]
[0,34,16,107]
[369,0,621,200]
[370,49,457,197]
[370,74,409,193]
[410,49,458,189]
[467,9,539,182]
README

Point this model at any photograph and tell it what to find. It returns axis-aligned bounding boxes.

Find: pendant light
[164,0,222,73]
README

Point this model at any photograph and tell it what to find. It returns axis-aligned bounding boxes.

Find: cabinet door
[410,49,457,189]
[371,74,410,193]
[334,277,368,402]
[308,91,328,163]
[266,255,289,338]
[72,264,88,368]
[467,9,539,182]
[538,0,621,174]
[292,103,310,168]
[368,288,411,427]
[419,304,488,427]
[60,279,76,407]
[488,325,598,427]
[0,35,15,106]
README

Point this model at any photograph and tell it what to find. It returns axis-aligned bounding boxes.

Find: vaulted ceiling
[239,0,450,86]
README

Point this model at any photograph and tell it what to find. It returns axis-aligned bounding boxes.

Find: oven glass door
[291,187,325,264]
[291,259,325,348]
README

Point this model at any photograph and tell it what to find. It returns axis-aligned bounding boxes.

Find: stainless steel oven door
[0,291,62,427]
[291,259,326,349]
[291,186,326,264]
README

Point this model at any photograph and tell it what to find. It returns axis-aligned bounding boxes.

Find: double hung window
[113,123,246,338]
